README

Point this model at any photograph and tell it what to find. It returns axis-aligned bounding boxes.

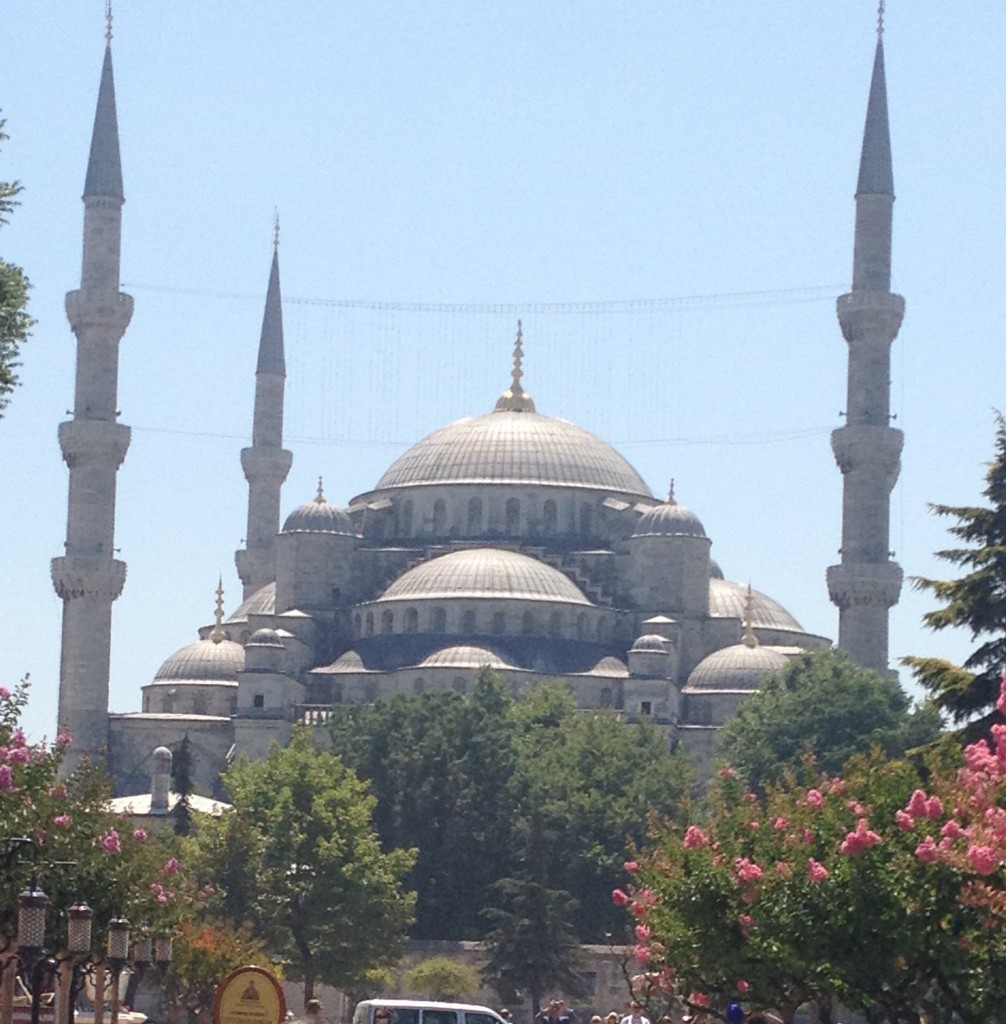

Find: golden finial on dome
[494,320,536,413]
[742,583,758,648]
[315,476,325,503]
[209,576,227,644]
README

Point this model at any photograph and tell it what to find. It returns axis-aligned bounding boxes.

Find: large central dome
[374,410,652,497]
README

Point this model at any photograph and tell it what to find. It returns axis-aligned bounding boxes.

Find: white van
[353,999,507,1024]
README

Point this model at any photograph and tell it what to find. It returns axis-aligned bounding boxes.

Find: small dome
[377,548,592,606]
[247,628,285,648]
[632,501,706,539]
[709,579,803,632]
[418,646,511,669]
[282,492,354,535]
[685,644,789,692]
[709,559,725,580]
[228,582,276,622]
[630,634,669,653]
[154,637,245,683]
[315,650,370,674]
[578,655,629,678]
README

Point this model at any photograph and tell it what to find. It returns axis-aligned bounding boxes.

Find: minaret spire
[827,17,904,676]
[235,227,293,598]
[53,24,133,768]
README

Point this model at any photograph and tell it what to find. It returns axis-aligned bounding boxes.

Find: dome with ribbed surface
[247,628,285,648]
[577,655,629,677]
[227,582,276,622]
[709,579,803,632]
[314,650,371,674]
[378,548,592,605]
[632,501,706,538]
[282,495,353,535]
[418,646,511,669]
[154,637,245,683]
[630,634,669,653]
[685,644,789,692]
[373,411,652,497]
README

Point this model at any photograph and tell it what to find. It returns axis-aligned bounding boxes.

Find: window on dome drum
[414,677,426,695]
[548,611,562,638]
[432,607,447,632]
[467,497,482,535]
[253,694,264,709]
[580,502,594,536]
[641,701,652,716]
[192,693,208,715]
[492,611,506,634]
[365,612,374,636]
[401,500,413,537]
[600,686,613,707]
[462,609,476,633]
[453,677,467,694]
[381,609,394,634]
[505,497,520,536]
[405,608,419,633]
[433,498,447,536]
[543,499,557,536]
[522,611,536,635]
[229,696,237,715]
[353,614,362,636]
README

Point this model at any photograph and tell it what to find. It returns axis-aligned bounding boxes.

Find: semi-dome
[154,637,245,683]
[313,650,371,674]
[632,501,706,538]
[247,628,285,648]
[372,411,652,497]
[418,645,511,669]
[577,655,629,677]
[282,484,354,535]
[685,643,789,692]
[709,579,803,632]
[227,582,276,623]
[377,548,592,605]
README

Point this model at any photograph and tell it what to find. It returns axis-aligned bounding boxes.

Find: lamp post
[17,880,57,1024]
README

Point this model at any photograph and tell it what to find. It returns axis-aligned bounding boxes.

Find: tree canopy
[0,118,33,416]
[718,649,942,787]
[903,413,1006,734]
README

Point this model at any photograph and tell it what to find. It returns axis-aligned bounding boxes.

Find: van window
[395,1012,420,1024]
[423,1013,456,1024]
[467,1015,499,1024]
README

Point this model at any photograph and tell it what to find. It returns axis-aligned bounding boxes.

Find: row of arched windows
[353,605,611,641]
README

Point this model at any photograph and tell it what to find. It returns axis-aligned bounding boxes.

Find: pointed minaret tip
[494,320,536,413]
[256,229,286,376]
[209,576,227,643]
[857,4,894,197]
[84,5,124,201]
[742,583,758,648]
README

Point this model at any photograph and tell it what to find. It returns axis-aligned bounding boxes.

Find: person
[306,1000,325,1022]
[619,1002,649,1024]
[590,1017,603,1024]
[374,1009,393,1024]
[499,1012,512,1023]
[726,1004,745,1024]
[536,1000,577,1024]
[604,1012,619,1024]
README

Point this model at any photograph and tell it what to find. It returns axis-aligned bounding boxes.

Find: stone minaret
[52,28,132,766]
[235,227,292,598]
[827,18,904,675]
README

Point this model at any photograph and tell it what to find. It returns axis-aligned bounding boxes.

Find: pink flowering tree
[623,739,1006,1024]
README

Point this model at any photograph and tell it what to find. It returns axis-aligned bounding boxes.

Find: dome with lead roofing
[418,646,512,669]
[685,643,789,692]
[709,579,803,632]
[632,492,706,538]
[227,582,276,623]
[154,637,245,683]
[282,483,354,535]
[377,548,592,605]
[630,634,669,653]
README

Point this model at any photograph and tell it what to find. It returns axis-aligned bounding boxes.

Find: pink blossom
[101,830,121,855]
[713,854,726,869]
[738,914,757,929]
[745,820,760,832]
[150,883,163,895]
[840,818,883,857]
[53,814,72,828]
[926,795,944,820]
[807,788,824,810]
[915,836,940,864]
[612,888,630,906]
[829,777,847,795]
[895,810,915,832]
[967,845,1000,875]
[689,993,710,1009]
[164,857,180,876]
[0,765,14,791]
[964,740,996,773]
[7,747,30,765]
[848,801,866,816]
[0,686,11,700]
[635,924,651,942]
[772,816,789,831]
[624,860,640,875]
[630,889,658,919]
[743,791,758,804]
[775,861,793,879]
[718,766,737,780]
[634,944,652,963]
[807,858,829,883]
[683,825,710,849]
[133,828,148,843]
[156,893,169,905]
[733,858,764,885]
[200,884,216,896]
[55,732,72,749]
[737,980,750,995]
[804,828,816,845]
[907,789,930,817]
[940,820,966,841]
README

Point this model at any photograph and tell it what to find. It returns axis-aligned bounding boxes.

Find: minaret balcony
[59,420,131,468]
[240,445,293,482]
[826,561,903,611]
[65,289,134,334]
[837,291,904,346]
[51,555,127,601]
[830,424,903,478]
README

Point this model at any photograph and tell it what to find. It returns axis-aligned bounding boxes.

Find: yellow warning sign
[213,966,286,1024]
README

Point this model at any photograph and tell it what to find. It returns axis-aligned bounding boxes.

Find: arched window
[505,497,520,536]
[462,609,477,634]
[414,677,426,695]
[600,686,613,708]
[381,609,394,634]
[433,498,447,536]
[543,499,558,537]
[405,607,419,633]
[522,611,536,635]
[432,606,447,632]
[453,677,467,694]
[353,613,362,636]
[401,500,413,537]
[580,502,594,537]
[467,497,483,535]
[492,611,506,635]
[365,612,374,636]
[548,611,562,638]
[192,692,208,715]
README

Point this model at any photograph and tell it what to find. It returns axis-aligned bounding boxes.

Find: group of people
[531,998,778,1024]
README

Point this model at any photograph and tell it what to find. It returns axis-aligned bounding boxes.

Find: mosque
[53,19,904,795]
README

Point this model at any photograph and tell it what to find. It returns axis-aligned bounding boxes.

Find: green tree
[719,649,942,788]
[403,957,481,1000]
[0,118,34,415]
[192,728,417,1005]
[171,734,194,836]
[903,414,1006,734]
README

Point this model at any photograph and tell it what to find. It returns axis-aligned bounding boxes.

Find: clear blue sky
[3,2,1004,743]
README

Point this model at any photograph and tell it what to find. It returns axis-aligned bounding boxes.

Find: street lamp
[16,879,57,1024]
